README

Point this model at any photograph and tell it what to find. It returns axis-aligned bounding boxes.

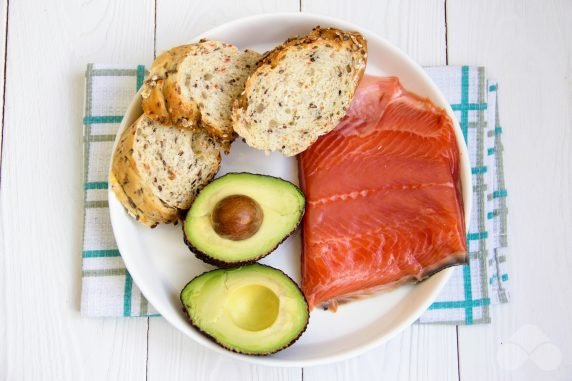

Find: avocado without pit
[180,263,309,355]
[184,173,305,267]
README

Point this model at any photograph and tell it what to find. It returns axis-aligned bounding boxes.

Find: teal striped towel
[81,64,509,324]
[418,67,510,324]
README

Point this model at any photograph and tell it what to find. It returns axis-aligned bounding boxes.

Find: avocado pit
[211,195,263,241]
[184,173,306,266]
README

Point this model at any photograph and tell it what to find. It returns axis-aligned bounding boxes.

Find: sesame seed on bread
[141,41,260,148]
[232,26,367,156]
[110,114,221,227]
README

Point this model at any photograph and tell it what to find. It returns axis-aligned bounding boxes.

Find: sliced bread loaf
[110,115,221,227]
[141,41,260,146]
[232,26,367,156]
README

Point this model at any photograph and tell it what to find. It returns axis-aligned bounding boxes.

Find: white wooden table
[1,0,571,380]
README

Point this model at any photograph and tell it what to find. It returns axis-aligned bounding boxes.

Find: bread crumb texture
[141,41,260,147]
[233,26,367,156]
[110,115,221,227]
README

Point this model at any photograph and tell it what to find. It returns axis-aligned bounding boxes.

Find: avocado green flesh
[180,264,309,355]
[184,173,305,264]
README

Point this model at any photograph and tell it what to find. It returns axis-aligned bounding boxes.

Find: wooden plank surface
[147,2,302,380]
[303,0,446,65]
[0,0,154,379]
[148,318,301,381]
[303,325,459,381]
[0,0,569,379]
[301,1,459,379]
[447,0,572,379]
[155,0,300,55]
[0,0,9,370]
[0,0,7,174]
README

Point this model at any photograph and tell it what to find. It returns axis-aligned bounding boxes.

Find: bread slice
[110,115,221,227]
[141,41,260,146]
[232,26,367,156]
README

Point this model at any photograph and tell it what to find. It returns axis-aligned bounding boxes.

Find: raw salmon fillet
[298,75,467,311]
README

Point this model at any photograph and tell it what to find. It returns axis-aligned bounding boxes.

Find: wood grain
[0,0,8,174]
[0,0,8,372]
[447,0,572,379]
[0,0,154,379]
[303,0,446,66]
[304,325,459,381]
[1,0,569,379]
[148,318,301,381]
[300,1,459,379]
[155,0,300,54]
[148,2,302,380]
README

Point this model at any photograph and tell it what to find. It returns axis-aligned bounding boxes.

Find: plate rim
[108,12,472,367]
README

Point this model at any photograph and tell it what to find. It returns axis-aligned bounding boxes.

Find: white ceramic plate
[109,13,472,367]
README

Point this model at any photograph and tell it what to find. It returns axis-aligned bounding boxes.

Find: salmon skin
[298,75,467,311]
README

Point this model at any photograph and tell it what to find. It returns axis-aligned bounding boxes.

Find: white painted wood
[0,0,7,171]
[148,318,301,381]
[155,0,300,53]
[304,325,459,381]
[300,1,459,379]
[0,7,7,374]
[0,0,154,379]
[1,0,567,379]
[303,0,446,66]
[148,2,302,380]
[447,0,572,380]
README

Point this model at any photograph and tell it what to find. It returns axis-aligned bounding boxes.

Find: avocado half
[180,263,309,355]
[184,172,305,267]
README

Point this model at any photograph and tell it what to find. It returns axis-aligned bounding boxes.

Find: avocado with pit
[184,173,305,267]
[180,263,309,355]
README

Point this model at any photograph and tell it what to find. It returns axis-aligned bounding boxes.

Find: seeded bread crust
[141,41,260,149]
[232,26,367,156]
[110,119,179,227]
[110,115,221,227]
[141,45,196,127]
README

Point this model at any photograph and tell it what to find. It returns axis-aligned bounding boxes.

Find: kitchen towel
[418,67,510,324]
[81,64,509,324]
